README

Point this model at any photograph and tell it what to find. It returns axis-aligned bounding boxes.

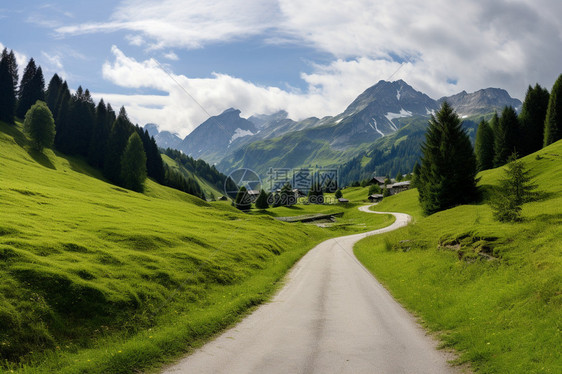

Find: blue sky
[2,1,561,137]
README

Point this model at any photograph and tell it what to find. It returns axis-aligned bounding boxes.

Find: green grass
[355,142,562,373]
[1,120,390,373]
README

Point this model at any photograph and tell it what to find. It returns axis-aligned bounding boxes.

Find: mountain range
[146,80,521,183]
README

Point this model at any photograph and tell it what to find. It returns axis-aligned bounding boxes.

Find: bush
[23,100,55,152]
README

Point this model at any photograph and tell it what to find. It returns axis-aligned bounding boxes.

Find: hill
[0,120,336,373]
[354,140,562,373]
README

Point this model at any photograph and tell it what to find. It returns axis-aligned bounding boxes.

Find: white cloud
[163,51,178,61]
[97,46,364,137]
[56,0,279,50]
[58,0,562,136]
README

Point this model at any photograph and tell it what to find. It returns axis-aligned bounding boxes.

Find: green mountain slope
[0,120,333,373]
[355,140,562,373]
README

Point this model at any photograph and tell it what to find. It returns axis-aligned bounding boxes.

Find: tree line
[0,48,208,198]
[474,76,562,171]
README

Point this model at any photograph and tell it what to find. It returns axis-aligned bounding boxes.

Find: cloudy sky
[1,0,561,137]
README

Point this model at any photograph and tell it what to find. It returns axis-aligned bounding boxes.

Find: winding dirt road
[163,206,460,374]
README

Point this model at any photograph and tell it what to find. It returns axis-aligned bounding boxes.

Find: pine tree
[45,74,63,115]
[88,99,111,168]
[2,49,18,90]
[490,153,538,222]
[474,119,495,171]
[104,107,133,184]
[494,106,519,167]
[235,186,252,211]
[23,101,55,152]
[335,189,343,199]
[53,82,71,151]
[0,50,16,123]
[255,189,269,209]
[519,84,549,155]
[544,74,562,147]
[65,86,95,156]
[308,179,324,204]
[417,102,478,215]
[16,60,45,118]
[120,132,147,192]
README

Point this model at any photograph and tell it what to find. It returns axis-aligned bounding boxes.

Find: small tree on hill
[417,102,478,215]
[544,74,562,147]
[335,189,343,199]
[382,187,391,197]
[23,101,55,152]
[255,189,270,209]
[490,153,538,222]
[368,184,381,195]
[120,132,147,192]
[235,186,252,211]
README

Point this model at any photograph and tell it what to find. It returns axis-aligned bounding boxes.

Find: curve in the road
[163,205,460,374]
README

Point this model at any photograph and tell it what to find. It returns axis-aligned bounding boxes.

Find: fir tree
[235,186,252,211]
[66,86,95,156]
[23,101,55,152]
[104,107,133,183]
[490,153,538,222]
[88,99,111,168]
[0,50,16,123]
[494,106,519,167]
[417,102,478,215]
[16,60,45,119]
[474,119,495,171]
[53,82,71,151]
[2,49,18,90]
[544,74,562,147]
[120,132,147,192]
[255,189,270,209]
[335,189,343,199]
[45,74,63,116]
[519,84,549,155]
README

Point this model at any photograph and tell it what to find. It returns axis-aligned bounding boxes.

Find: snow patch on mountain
[370,118,385,137]
[396,89,401,101]
[229,128,254,144]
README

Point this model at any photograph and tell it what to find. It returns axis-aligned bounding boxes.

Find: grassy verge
[0,121,394,373]
[354,143,562,373]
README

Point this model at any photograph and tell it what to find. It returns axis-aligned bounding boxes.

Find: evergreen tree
[308,179,324,204]
[335,189,343,199]
[255,189,269,209]
[23,101,55,152]
[494,106,519,167]
[417,102,478,215]
[88,99,111,168]
[519,84,549,155]
[490,153,538,222]
[544,74,562,147]
[235,186,252,211]
[280,183,296,206]
[16,60,45,118]
[0,50,16,123]
[120,132,147,192]
[66,86,95,156]
[104,107,133,183]
[45,74,63,116]
[53,82,71,151]
[474,119,495,171]
[1,49,18,90]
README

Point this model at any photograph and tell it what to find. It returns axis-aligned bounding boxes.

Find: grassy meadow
[0,120,390,373]
[355,141,562,373]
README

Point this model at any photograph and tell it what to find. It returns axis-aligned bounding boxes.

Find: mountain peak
[439,88,522,116]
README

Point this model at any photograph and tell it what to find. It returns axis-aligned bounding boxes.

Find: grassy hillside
[355,141,562,373]
[161,154,224,199]
[0,121,350,373]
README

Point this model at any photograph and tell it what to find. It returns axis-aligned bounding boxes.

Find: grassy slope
[0,121,357,373]
[160,154,224,199]
[355,142,562,373]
